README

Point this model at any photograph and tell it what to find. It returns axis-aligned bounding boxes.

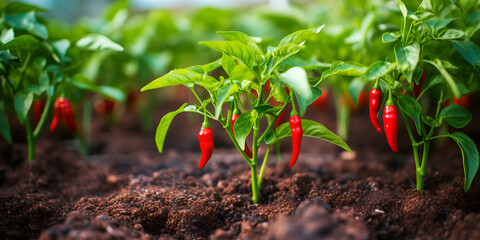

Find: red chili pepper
[453,94,473,110]
[383,93,398,153]
[198,120,214,169]
[274,105,286,128]
[289,114,303,167]
[50,98,62,132]
[50,98,77,133]
[369,82,382,133]
[312,88,329,110]
[60,98,77,133]
[232,113,253,158]
[413,67,425,98]
[94,99,116,115]
[33,100,46,122]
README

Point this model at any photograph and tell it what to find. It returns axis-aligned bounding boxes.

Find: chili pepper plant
[0,2,125,161]
[321,0,480,192]
[142,26,351,204]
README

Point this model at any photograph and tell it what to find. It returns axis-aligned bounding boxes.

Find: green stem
[417,141,430,191]
[257,144,271,186]
[250,164,259,204]
[336,93,350,140]
[274,141,282,163]
[256,99,289,145]
[33,95,53,137]
[16,53,32,92]
[225,125,253,164]
[25,120,35,161]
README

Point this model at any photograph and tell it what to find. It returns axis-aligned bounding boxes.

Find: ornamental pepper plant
[142,27,351,204]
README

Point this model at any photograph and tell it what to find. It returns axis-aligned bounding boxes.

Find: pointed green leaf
[395,43,420,82]
[215,85,239,118]
[0,35,39,51]
[279,67,312,115]
[0,102,12,144]
[270,120,351,152]
[233,111,253,150]
[1,29,14,44]
[221,53,236,77]
[199,40,254,68]
[141,69,203,91]
[278,25,324,47]
[98,86,126,102]
[217,31,263,56]
[382,32,401,43]
[448,132,479,192]
[363,61,396,80]
[155,104,187,153]
[317,61,367,86]
[426,59,460,97]
[76,34,124,52]
[5,12,48,39]
[397,0,408,18]
[440,104,472,128]
[452,40,480,71]
[437,29,466,40]
[14,92,33,124]
[398,94,422,135]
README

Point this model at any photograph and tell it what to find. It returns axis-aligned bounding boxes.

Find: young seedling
[142,27,351,204]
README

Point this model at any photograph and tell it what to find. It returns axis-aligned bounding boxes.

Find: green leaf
[397,0,408,18]
[233,111,253,150]
[217,31,263,56]
[199,41,254,68]
[279,67,312,115]
[426,18,454,34]
[270,78,289,103]
[422,114,440,127]
[363,61,396,80]
[1,29,15,44]
[141,69,203,91]
[253,104,281,114]
[448,132,479,192]
[5,1,47,14]
[437,29,466,40]
[14,92,33,124]
[0,101,12,144]
[215,85,239,119]
[155,103,187,153]
[0,51,16,61]
[398,94,422,135]
[76,34,124,52]
[426,59,460,97]
[278,25,324,47]
[52,39,70,62]
[270,119,351,152]
[221,53,236,77]
[348,77,367,108]
[5,12,48,39]
[201,59,222,73]
[452,40,480,71]
[409,11,434,21]
[382,32,401,43]
[317,61,367,86]
[98,86,126,102]
[268,43,305,73]
[420,75,443,96]
[440,104,472,128]
[0,35,39,51]
[283,56,332,71]
[231,64,255,82]
[395,43,420,82]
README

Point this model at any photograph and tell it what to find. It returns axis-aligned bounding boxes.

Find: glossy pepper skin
[198,121,214,169]
[50,98,77,133]
[369,84,383,133]
[413,67,425,98]
[33,100,46,122]
[383,103,398,153]
[289,114,303,167]
[231,114,253,158]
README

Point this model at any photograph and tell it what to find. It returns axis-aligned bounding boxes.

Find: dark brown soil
[1,100,479,240]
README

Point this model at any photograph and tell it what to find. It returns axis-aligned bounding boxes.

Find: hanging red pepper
[369,80,382,133]
[94,98,115,115]
[413,67,425,98]
[50,98,77,133]
[198,120,214,169]
[289,112,303,167]
[312,88,329,110]
[33,100,46,122]
[231,113,253,158]
[383,91,398,153]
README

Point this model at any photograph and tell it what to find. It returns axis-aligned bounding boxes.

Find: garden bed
[1,105,479,240]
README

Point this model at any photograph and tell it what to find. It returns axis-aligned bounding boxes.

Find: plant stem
[274,141,282,163]
[257,144,271,186]
[417,140,430,191]
[25,119,35,161]
[250,164,259,204]
[33,95,53,137]
[336,94,350,140]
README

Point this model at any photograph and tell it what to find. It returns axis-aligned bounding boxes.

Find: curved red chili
[50,98,62,132]
[198,120,214,169]
[383,95,398,153]
[232,113,253,158]
[60,98,77,133]
[413,67,425,98]
[289,114,303,167]
[369,82,382,133]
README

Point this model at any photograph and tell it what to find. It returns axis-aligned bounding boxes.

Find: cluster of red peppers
[369,79,398,153]
[50,97,77,133]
